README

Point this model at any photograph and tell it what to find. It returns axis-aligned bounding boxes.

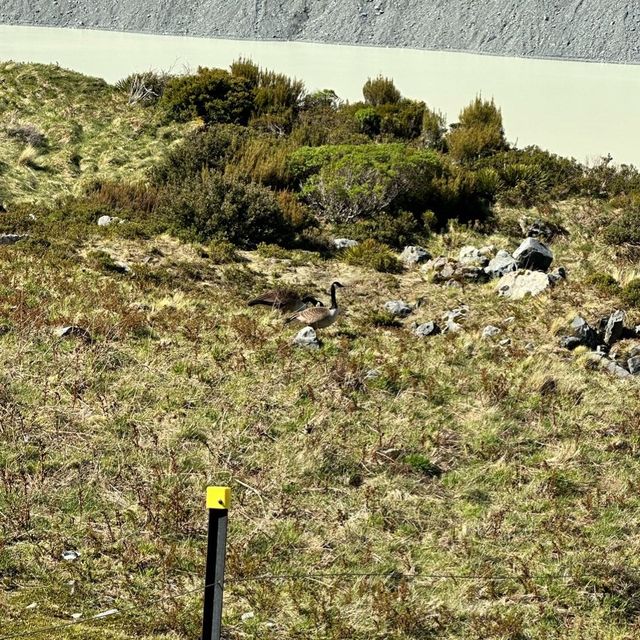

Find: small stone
[55,326,92,342]
[587,353,631,379]
[241,612,255,622]
[97,215,122,227]
[0,233,28,244]
[499,338,511,346]
[333,238,358,250]
[482,325,501,339]
[383,300,413,317]
[364,369,381,380]
[62,550,80,561]
[604,310,626,345]
[570,316,601,350]
[292,327,320,349]
[422,256,448,272]
[560,336,584,350]
[71,613,82,620]
[443,306,468,322]
[548,266,567,284]
[399,245,431,265]
[497,270,551,299]
[25,602,37,610]
[628,356,640,375]
[415,321,441,337]
[512,238,554,272]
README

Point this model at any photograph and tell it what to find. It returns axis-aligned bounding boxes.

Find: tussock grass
[0,200,639,640]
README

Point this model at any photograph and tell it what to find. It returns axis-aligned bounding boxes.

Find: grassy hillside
[1,63,640,640]
[0,62,188,204]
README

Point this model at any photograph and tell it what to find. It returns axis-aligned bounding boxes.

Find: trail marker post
[202,486,230,640]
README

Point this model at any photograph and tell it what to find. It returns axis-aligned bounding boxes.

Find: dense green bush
[289,144,442,223]
[603,208,640,246]
[421,108,447,150]
[158,170,293,247]
[159,67,254,125]
[355,107,382,137]
[446,97,507,162]
[342,238,402,273]
[337,210,430,249]
[474,146,585,206]
[151,125,247,184]
[362,76,401,106]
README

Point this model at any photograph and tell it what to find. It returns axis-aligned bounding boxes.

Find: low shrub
[621,279,640,308]
[402,453,443,478]
[603,209,640,246]
[158,170,293,248]
[585,272,620,295]
[342,238,402,273]
[6,123,47,149]
[205,239,239,264]
[17,145,44,169]
[337,210,429,248]
[362,75,401,106]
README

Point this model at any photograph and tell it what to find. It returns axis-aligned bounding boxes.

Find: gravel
[2,1,640,64]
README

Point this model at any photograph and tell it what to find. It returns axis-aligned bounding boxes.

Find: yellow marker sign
[206,486,231,510]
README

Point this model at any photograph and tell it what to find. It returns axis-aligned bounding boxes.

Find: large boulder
[512,238,554,272]
[569,316,601,350]
[484,250,518,278]
[496,270,551,300]
[400,245,431,265]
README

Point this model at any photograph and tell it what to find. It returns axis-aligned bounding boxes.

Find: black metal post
[202,487,230,640]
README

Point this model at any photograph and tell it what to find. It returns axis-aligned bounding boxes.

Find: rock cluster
[560,310,640,377]
[422,237,565,298]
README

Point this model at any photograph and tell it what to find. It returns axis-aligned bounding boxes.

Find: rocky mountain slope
[2,0,640,64]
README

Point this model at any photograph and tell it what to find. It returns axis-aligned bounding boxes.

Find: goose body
[248,289,319,313]
[286,282,344,329]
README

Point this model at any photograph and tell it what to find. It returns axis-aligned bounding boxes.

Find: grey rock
[496,270,551,299]
[587,352,632,379]
[548,266,567,284]
[364,368,381,380]
[560,336,584,350]
[570,316,601,350]
[482,325,501,339]
[443,306,468,322]
[292,326,320,349]
[458,245,489,267]
[422,256,448,272]
[0,233,27,244]
[399,245,431,265]
[444,320,463,334]
[628,356,640,375]
[478,245,496,257]
[55,326,92,342]
[333,238,358,250]
[384,300,413,317]
[415,321,441,337]
[512,238,554,272]
[484,250,517,278]
[62,550,80,561]
[604,310,626,345]
[499,338,511,347]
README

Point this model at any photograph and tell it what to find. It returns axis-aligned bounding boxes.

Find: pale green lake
[1,24,639,165]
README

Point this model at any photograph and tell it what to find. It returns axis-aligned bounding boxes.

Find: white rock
[399,245,431,265]
[97,215,123,227]
[384,300,413,317]
[62,550,81,561]
[496,270,551,300]
[241,612,255,622]
[293,326,320,349]
[333,238,358,250]
[482,325,501,338]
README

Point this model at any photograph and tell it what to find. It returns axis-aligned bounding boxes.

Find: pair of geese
[248,281,344,329]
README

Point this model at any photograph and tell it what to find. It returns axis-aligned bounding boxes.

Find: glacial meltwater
[1,24,639,165]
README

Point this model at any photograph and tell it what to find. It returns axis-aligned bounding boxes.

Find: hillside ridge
[2,0,640,64]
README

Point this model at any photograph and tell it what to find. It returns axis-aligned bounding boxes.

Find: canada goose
[247,289,321,313]
[286,282,344,329]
